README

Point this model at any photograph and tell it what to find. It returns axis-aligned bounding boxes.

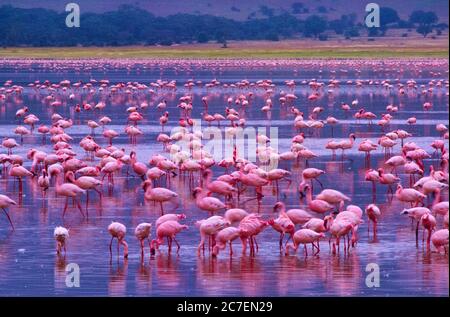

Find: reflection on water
[0,60,448,296]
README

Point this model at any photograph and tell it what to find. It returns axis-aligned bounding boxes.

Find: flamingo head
[65,170,75,181]
[142,180,152,191]
[202,169,212,178]
[400,209,409,215]
[273,202,284,212]
[192,187,202,198]
[298,182,310,196]
[377,168,383,176]
[323,215,333,230]
[349,133,356,140]
[177,214,186,220]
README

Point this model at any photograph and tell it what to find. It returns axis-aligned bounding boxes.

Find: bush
[318,34,328,41]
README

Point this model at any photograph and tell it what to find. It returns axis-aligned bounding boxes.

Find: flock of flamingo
[0,58,448,264]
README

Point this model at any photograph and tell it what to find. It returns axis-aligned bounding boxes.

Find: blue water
[0,58,448,296]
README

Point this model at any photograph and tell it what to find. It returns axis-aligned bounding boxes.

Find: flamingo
[54,226,69,254]
[401,207,431,245]
[365,204,381,237]
[268,209,295,252]
[143,180,178,215]
[135,223,152,257]
[212,227,242,257]
[150,220,188,254]
[55,173,85,218]
[238,214,268,255]
[108,222,129,259]
[396,184,426,207]
[0,194,16,230]
[65,171,102,214]
[192,187,226,214]
[196,216,230,255]
[285,229,324,256]
[431,229,449,254]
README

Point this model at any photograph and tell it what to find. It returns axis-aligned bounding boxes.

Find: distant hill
[0,0,448,22]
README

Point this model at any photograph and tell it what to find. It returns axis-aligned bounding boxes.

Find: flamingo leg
[173,237,181,253]
[62,197,69,218]
[76,198,85,218]
[109,237,114,257]
[2,207,14,230]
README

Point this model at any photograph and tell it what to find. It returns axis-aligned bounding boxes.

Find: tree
[416,24,434,37]
[303,15,327,38]
[380,7,400,26]
[409,10,438,37]
[410,10,438,25]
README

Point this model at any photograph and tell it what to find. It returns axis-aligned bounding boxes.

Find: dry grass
[0,37,448,59]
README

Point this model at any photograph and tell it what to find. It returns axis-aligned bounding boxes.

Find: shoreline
[0,39,448,59]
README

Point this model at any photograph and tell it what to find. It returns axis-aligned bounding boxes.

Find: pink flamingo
[285,229,324,256]
[38,169,50,197]
[196,216,230,255]
[421,213,436,249]
[329,219,354,255]
[274,201,314,225]
[431,229,449,254]
[0,194,16,230]
[130,151,148,180]
[302,168,324,190]
[66,171,102,215]
[299,182,336,214]
[192,187,226,214]
[101,159,122,187]
[143,180,178,215]
[103,129,119,146]
[378,168,400,196]
[238,214,268,256]
[2,138,19,155]
[135,223,152,258]
[396,184,426,207]
[56,174,86,218]
[9,164,33,195]
[212,227,242,257]
[108,222,129,259]
[150,220,188,254]
[235,171,268,210]
[224,208,249,224]
[337,133,356,159]
[54,226,69,254]
[268,209,295,252]
[365,204,381,237]
[401,207,431,245]
[316,188,350,210]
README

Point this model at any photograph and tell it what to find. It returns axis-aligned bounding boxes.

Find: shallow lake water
[0,59,448,296]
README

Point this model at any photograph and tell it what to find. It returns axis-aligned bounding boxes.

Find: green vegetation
[0,46,447,59]
[0,5,447,47]
[409,11,439,37]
